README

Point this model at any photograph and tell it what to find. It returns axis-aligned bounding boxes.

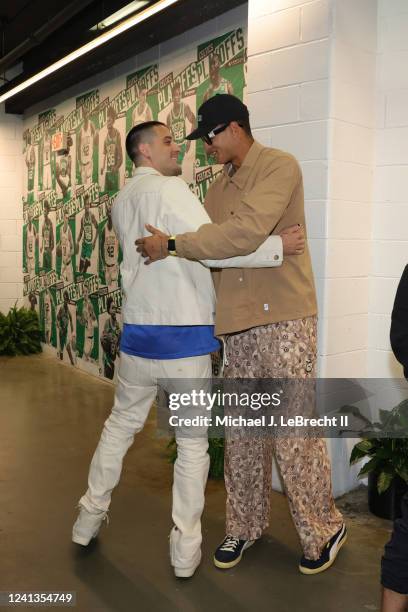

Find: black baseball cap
[186,94,249,140]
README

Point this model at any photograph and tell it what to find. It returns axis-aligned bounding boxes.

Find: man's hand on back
[280,224,305,256]
[135,224,170,264]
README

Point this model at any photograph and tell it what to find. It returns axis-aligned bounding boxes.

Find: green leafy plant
[0,304,42,356]
[167,437,225,479]
[346,399,408,494]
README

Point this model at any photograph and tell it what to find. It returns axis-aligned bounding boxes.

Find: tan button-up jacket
[176,141,318,335]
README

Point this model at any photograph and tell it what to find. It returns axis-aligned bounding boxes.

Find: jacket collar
[223,140,264,189]
[133,166,162,177]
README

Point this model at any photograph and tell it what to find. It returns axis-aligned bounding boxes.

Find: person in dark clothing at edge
[381,264,408,612]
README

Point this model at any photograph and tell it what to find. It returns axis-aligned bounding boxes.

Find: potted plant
[345,399,408,520]
[0,304,42,356]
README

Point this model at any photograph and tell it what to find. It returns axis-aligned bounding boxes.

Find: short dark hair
[237,118,252,138]
[171,81,181,94]
[125,121,166,165]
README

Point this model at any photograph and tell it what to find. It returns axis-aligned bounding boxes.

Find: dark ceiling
[0,0,246,114]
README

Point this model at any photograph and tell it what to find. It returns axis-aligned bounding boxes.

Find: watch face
[168,238,176,252]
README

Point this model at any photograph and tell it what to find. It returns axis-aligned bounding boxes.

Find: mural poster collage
[22,28,247,381]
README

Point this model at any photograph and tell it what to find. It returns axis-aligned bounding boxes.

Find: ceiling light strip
[0,0,179,105]
[90,1,149,31]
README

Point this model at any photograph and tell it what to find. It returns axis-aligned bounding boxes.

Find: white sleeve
[201,235,283,268]
[161,178,283,268]
[161,177,211,233]
[111,195,125,244]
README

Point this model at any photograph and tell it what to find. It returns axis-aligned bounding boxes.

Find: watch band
[168,236,177,256]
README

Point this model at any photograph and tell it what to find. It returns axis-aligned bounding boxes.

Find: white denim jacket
[112,167,282,326]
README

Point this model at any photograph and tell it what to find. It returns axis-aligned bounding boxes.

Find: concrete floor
[0,354,392,612]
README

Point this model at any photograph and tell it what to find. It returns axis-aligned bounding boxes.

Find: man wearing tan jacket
[136,94,346,575]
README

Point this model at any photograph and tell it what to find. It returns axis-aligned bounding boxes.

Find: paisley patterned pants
[223,316,344,560]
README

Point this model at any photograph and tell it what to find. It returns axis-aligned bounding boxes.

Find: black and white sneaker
[213,535,255,569]
[299,523,347,575]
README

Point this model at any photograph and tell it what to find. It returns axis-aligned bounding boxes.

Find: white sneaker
[72,506,108,546]
[170,526,202,579]
[174,550,202,579]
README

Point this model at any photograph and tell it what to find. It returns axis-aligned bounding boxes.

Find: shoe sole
[298,532,347,575]
[174,564,199,579]
[213,540,255,569]
[72,533,97,546]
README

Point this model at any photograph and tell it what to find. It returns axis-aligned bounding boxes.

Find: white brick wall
[378,50,408,91]
[270,121,328,160]
[249,8,301,54]
[304,200,326,238]
[323,313,369,355]
[378,0,408,17]
[301,0,330,42]
[320,0,377,380]
[270,41,330,87]
[331,122,374,164]
[329,161,373,203]
[331,79,376,127]
[300,160,328,199]
[328,202,372,240]
[249,0,317,18]
[377,127,408,165]
[370,277,401,314]
[326,240,371,278]
[385,90,408,127]
[0,105,23,314]
[333,0,377,52]
[248,87,299,127]
[325,278,370,316]
[300,79,329,120]
[371,0,408,378]
[380,13,408,52]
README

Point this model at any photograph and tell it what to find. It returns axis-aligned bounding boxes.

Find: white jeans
[79,351,211,568]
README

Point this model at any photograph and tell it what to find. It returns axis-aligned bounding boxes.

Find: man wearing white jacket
[72,121,304,578]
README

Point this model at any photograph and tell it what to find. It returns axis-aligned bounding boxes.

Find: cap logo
[198,114,202,123]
